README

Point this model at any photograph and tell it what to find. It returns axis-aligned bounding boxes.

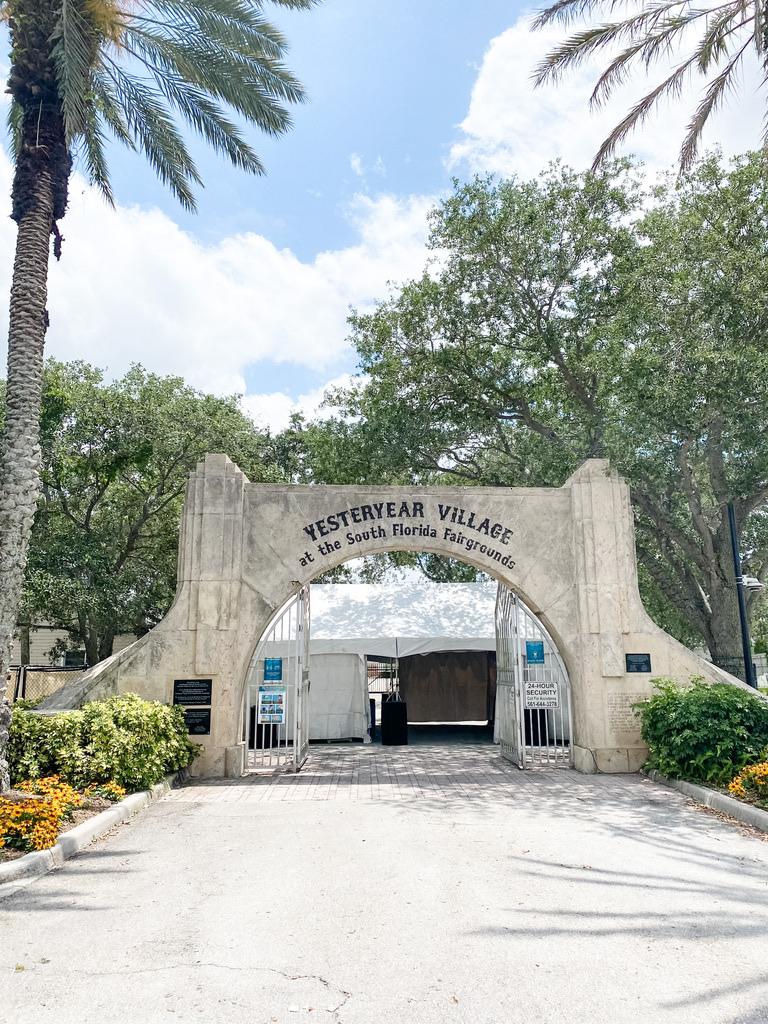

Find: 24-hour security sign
[524,680,559,710]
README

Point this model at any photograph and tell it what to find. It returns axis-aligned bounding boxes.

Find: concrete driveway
[1,744,767,1024]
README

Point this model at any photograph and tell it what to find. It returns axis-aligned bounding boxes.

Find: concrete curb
[647,769,768,833]
[0,769,187,893]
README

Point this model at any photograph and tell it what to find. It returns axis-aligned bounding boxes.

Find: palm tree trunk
[0,142,57,792]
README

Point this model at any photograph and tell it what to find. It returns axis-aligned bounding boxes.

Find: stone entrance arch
[44,454,732,777]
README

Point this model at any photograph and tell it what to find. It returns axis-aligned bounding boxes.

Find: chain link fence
[705,655,768,688]
[8,666,86,703]
[710,657,751,682]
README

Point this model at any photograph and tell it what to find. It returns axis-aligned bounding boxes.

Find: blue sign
[264,658,283,681]
[526,641,545,665]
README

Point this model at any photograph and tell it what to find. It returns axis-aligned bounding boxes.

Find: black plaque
[626,653,652,673]
[183,708,211,735]
[173,679,212,706]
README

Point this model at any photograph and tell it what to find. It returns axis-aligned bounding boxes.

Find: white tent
[310,582,497,656]
[305,582,498,740]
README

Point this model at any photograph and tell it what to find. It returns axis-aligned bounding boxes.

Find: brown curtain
[399,651,491,722]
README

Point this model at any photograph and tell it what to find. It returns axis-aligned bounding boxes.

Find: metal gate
[294,588,311,770]
[244,587,311,772]
[494,584,572,769]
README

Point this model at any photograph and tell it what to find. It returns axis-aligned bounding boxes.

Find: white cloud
[450,12,765,178]
[241,373,354,433]
[348,153,387,180]
[0,152,432,398]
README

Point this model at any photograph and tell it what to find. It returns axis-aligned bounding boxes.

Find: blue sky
[106,1,519,258]
[0,0,761,430]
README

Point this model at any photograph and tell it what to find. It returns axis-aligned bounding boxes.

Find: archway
[40,453,737,777]
[240,571,574,772]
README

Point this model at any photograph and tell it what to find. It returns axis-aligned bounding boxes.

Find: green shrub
[634,677,768,783]
[8,707,87,785]
[8,693,200,791]
[12,698,44,710]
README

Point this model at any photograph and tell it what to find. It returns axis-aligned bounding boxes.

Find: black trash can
[249,706,279,749]
[381,699,408,745]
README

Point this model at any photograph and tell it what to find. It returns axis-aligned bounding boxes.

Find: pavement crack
[35,960,351,1013]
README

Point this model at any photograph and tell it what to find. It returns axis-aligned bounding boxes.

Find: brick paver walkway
[167,742,612,802]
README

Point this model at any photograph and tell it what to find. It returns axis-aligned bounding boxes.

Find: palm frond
[91,68,135,149]
[754,0,766,53]
[680,39,751,170]
[103,63,202,210]
[586,9,749,107]
[534,4,733,85]
[128,25,307,105]
[588,30,681,108]
[255,0,320,8]
[534,0,762,170]
[592,56,700,167]
[695,7,752,71]
[137,0,290,60]
[16,0,316,208]
[533,0,674,31]
[50,0,98,141]
[156,0,288,29]
[125,27,301,133]
[6,99,22,158]
[78,104,116,205]
[154,75,265,173]
[536,13,693,100]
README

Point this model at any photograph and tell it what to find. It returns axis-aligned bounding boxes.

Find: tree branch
[678,437,716,563]
[630,486,710,573]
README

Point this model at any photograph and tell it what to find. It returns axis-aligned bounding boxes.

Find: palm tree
[533,1,764,170]
[0,0,318,789]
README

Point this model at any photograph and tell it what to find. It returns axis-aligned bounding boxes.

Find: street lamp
[727,504,760,689]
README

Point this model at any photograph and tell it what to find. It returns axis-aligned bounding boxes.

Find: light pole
[727,503,760,689]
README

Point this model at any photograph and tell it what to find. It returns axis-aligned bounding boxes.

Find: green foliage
[636,565,704,650]
[312,551,414,584]
[751,602,768,654]
[533,1,764,173]
[633,678,768,783]
[310,153,768,663]
[413,554,488,583]
[341,161,641,488]
[6,0,319,210]
[21,360,290,663]
[7,693,199,791]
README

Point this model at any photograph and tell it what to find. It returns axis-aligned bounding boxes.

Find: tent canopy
[309,582,498,658]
